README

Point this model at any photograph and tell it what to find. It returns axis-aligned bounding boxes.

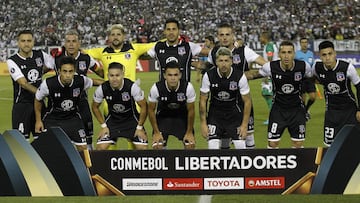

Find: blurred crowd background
[0,0,359,48]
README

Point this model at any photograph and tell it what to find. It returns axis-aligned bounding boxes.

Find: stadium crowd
[0,0,359,48]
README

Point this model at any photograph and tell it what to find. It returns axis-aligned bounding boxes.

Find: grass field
[1,72,359,202]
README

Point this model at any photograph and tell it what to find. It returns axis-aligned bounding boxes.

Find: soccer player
[85,24,154,149]
[199,47,252,149]
[313,40,360,146]
[7,30,55,141]
[34,56,98,151]
[53,29,103,150]
[248,41,312,149]
[147,18,209,82]
[295,37,315,120]
[259,31,278,125]
[85,24,155,82]
[148,62,196,149]
[92,62,148,150]
[207,23,267,149]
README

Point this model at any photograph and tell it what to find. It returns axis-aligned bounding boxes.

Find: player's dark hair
[279,40,294,51]
[164,61,180,71]
[217,22,233,30]
[299,37,308,42]
[17,30,33,38]
[108,62,124,71]
[318,40,334,50]
[165,18,180,29]
[59,56,76,70]
[205,35,215,43]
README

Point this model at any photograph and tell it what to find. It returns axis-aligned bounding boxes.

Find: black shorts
[267,105,306,142]
[12,102,38,140]
[324,107,358,146]
[207,108,243,140]
[44,115,87,145]
[78,97,93,137]
[156,116,190,145]
[301,78,316,94]
[97,116,147,145]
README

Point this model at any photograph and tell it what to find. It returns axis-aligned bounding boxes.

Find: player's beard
[112,39,123,49]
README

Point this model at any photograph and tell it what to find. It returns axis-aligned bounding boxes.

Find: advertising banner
[88,148,323,195]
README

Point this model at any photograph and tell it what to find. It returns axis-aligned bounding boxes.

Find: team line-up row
[7,19,360,151]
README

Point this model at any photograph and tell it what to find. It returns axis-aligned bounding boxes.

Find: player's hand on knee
[98,128,110,139]
[134,129,147,142]
[183,133,195,149]
[152,132,164,150]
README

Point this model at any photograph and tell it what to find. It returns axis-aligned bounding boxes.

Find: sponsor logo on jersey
[163,178,203,190]
[245,177,285,189]
[204,177,244,190]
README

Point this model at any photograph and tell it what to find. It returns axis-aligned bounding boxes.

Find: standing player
[248,41,312,149]
[53,29,103,150]
[259,31,278,125]
[200,47,252,149]
[313,40,360,146]
[295,37,315,120]
[34,56,98,151]
[207,23,267,149]
[7,30,55,141]
[86,24,154,149]
[92,62,148,150]
[147,18,209,82]
[86,24,155,82]
[148,62,196,150]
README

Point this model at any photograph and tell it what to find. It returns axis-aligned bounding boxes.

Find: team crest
[73,88,80,97]
[336,72,345,81]
[294,72,302,81]
[122,92,130,101]
[233,54,241,64]
[125,53,131,59]
[78,61,86,71]
[178,46,186,55]
[177,93,186,101]
[35,57,43,67]
[229,81,238,90]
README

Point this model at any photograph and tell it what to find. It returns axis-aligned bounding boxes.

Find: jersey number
[18,123,24,133]
[208,125,216,135]
[324,127,335,139]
